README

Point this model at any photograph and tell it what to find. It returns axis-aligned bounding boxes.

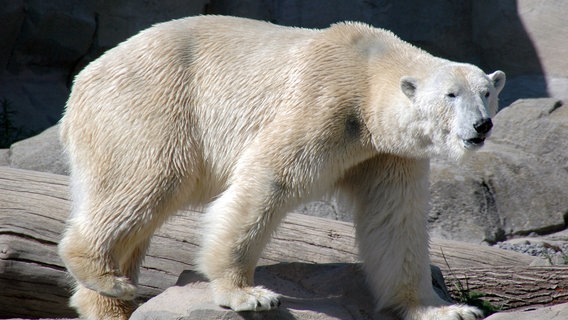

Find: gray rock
[485,303,568,320]
[294,199,352,222]
[429,99,568,243]
[0,148,9,166]
[7,125,68,175]
[132,263,450,320]
[472,1,568,106]
[494,229,568,266]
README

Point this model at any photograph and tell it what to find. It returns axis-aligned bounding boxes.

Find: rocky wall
[0,0,567,143]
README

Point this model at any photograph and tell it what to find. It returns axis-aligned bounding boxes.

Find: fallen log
[1,166,563,318]
[446,266,568,311]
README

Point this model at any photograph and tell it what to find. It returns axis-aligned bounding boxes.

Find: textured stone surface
[9,0,96,69]
[131,263,453,320]
[429,99,568,243]
[0,149,8,166]
[8,125,68,175]
[0,0,25,71]
[131,264,377,320]
[472,0,568,106]
[485,303,568,320]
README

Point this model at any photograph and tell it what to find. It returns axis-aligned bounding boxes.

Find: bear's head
[399,63,506,161]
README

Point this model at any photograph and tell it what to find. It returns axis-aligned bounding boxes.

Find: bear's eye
[446,93,457,98]
[484,91,490,98]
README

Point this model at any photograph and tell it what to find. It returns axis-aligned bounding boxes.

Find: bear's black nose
[473,118,493,134]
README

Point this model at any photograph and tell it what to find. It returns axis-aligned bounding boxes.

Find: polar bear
[58,15,505,319]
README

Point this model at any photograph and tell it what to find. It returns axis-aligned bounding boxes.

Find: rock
[495,229,568,266]
[0,0,208,136]
[9,0,96,70]
[0,70,71,134]
[429,99,568,243]
[0,1,96,134]
[7,125,68,175]
[131,263,451,320]
[294,199,352,222]
[0,0,25,70]
[131,264,377,320]
[0,149,9,166]
[472,0,568,106]
[485,303,568,320]
[545,229,568,242]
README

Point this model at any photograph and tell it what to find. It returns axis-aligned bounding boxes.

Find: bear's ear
[400,76,418,100]
[488,70,506,94]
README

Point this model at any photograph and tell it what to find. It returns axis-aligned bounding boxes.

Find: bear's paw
[406,304,484,320]
[213,285,281,312]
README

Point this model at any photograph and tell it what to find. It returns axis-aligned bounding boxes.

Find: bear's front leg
[197,168,287,311]
[340,156,483,320]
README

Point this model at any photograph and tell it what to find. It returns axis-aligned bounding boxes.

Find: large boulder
[472,0,568,105]
[8,0,96,69]
[0,0,208,136]
[485,303,568,320]
[131,263,450,320]
[0,0,25,70]
[429,99,568,243]
[3,125,68,175]
[0,1,96,133]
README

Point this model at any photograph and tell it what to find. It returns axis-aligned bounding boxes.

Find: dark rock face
[0,0,208,136]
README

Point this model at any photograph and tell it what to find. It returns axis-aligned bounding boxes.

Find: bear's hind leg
[59,220,138,300]
[67,238,152,320]
[59,171,191,317]
[70,285,136,320]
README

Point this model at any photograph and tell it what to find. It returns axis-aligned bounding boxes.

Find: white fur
[58,15,505,319]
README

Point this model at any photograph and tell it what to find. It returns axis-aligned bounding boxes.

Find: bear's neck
[363,54,445,159]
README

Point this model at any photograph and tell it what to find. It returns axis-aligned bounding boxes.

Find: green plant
[440,248,502,316]
[541,250,554,265]
[541,241,566,265]
[0,98,25,148]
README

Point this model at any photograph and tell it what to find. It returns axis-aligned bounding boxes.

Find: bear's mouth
[463,137,485,149]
